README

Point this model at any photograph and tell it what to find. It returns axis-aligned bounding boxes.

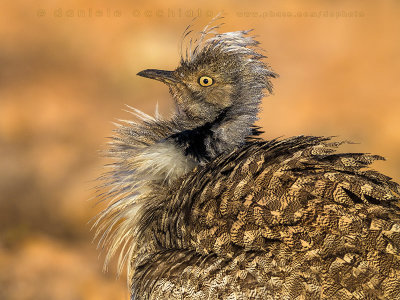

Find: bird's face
[137,55,239,122]
[137,30,276,124]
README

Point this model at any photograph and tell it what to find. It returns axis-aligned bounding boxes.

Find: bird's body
[94,20,400,299]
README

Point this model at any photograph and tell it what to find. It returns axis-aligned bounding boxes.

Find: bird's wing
[169,136,400,299]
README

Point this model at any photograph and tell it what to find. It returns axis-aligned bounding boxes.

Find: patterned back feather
[131,136,400,299]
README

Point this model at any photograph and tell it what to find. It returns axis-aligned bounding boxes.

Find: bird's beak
[137,69,176,84]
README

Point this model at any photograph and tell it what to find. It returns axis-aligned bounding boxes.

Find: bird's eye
[199,76,213,87]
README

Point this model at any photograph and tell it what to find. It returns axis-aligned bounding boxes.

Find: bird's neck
[171,107,258,164]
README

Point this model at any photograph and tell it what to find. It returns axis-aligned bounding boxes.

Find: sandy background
[0,1,399,299]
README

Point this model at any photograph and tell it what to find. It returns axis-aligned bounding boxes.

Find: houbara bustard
[94,19,400,299]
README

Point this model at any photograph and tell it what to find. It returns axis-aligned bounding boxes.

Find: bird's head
[137,27,277,126]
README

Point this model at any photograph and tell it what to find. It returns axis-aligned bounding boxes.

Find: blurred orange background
[0,1,399,299]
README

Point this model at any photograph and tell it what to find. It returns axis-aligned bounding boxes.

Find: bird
[94,19,400,300]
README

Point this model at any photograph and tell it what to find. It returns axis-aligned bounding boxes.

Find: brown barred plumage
[94,19,400,299]
[131,136,400,299]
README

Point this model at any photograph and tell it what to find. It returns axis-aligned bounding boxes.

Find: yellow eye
[199,76,213,87]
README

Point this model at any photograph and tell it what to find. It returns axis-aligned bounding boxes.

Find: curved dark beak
[137,69,176,84]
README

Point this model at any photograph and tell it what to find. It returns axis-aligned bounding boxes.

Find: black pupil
[203,78,209,84]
